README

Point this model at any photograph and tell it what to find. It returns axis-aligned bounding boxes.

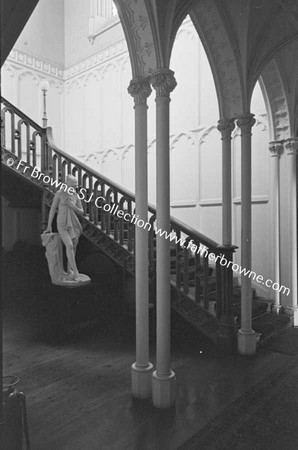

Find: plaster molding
[7,48,64,80]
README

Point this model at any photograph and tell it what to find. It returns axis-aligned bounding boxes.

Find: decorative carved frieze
[217,118,235,140]
[127,78,152,105]
[269,140,284,158]
[284,137,298,155]
[151,69,177,97]
[236,114,256,135]
[8,49,64,80]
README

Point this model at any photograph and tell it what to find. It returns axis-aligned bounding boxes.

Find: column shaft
[151,69,177,408]
[218,119,235,246]
[269,141,283,311]
[156,94,171,375]
[128,78,153,399]
[285,138,298,324]
[237,114,257,355]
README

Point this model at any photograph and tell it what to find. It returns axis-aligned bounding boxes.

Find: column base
[237,328,259,356]
[152,370,176,408]
[272,304,284,315]
[286,306,298,327]
[131,362,154,400]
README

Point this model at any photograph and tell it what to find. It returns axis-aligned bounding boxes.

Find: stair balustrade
[1,96,237,343]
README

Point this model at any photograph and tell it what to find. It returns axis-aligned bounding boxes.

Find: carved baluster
[183,238,190,295]
[175,228,182,290]
[1,108,5,149]
[89,175,95,223]
[30,135,36,167]
[105,188,113,235]
[16,120,22,160]
[194,249,201,303]
[82,173,89,216]
[10,111,16,154]
[127,199,133,252]
[93,181,101,226]
[57,154,62,183]
[25,122,30,164]
[203,251,209,310]
[100,183,106,231]
[216,254,222,319]
[113,192,119,241]
[118,196,126,244]
[52,154,58,189]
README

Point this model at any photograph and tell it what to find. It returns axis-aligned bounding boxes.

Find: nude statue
[42,175,90,285]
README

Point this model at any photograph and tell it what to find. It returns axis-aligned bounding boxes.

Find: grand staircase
[1,96,290,348]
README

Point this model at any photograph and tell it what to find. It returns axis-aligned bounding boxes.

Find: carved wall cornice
[7,49,64,80]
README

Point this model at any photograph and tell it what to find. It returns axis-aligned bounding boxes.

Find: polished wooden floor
[2,247,298,449]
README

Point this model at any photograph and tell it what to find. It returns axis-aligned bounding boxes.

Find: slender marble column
[217,118,235,246]
[237,114,258,355]
[269,140,284,313]
[128,78,153,398]
[151,69,177,408]
[284,137,298,325]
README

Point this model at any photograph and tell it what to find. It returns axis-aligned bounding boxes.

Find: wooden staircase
[1,96,289,348]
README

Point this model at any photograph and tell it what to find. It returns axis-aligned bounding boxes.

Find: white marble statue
[42,175,90,286]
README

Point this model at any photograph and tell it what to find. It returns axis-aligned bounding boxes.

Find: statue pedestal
[40,282,101,341]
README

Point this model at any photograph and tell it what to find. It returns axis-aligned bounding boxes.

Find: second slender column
[128,78,153,398]
[237,114,258,355]
[151,69,177,408]
[269,140,283,313]
[284,137,298,325]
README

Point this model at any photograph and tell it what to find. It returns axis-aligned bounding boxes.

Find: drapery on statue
[41,175,90,286]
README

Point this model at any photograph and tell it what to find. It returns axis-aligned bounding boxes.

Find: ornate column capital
[269,140,284,158]
[217,118,235,140]
[151,69,177,97]
[128,78,152,105]
[284,137,298,155]
[236,114,256,136]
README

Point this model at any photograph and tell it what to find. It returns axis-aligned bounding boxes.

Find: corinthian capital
[284,137,298,155]
[269,140,284,158]
[151,69,177,97]
[236,114,256,136]
[128,78,152,105]
[217,118,235,140]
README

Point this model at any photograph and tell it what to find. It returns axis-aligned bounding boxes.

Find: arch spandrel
[190,0,245,119]
[260,59,291,141]
[114,0,157,78]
